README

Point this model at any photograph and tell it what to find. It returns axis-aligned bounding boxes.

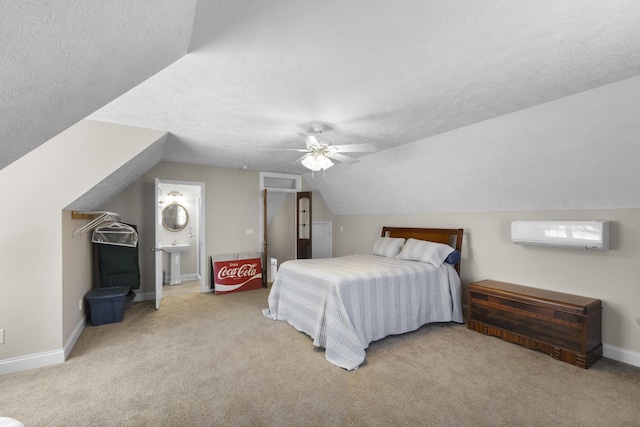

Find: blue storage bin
[85,286,130,326]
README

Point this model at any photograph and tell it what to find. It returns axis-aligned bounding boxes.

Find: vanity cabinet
[467,280,602,368]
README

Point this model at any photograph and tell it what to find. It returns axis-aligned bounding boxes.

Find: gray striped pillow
[396,238,454,267]
[372,237,406,258]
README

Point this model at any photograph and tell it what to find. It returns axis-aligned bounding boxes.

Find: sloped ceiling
[0,0,197,170]
[307,76,640,214]
[65,132,167,212]
[88,0,640,174]
[3,1,640,213]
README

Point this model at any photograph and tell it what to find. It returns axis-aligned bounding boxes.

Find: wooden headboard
[381,227,464,275]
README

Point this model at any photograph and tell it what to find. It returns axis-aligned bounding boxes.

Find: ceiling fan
[265,124,376,176]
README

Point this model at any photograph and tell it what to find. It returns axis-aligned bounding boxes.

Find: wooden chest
[467,279,602,368]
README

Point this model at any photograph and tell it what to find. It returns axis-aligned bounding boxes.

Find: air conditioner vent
[511,221,609,250]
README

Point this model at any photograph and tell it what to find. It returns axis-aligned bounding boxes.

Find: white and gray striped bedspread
[262,254,463,370]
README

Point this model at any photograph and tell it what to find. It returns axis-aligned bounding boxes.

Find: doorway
[260,172,303,282]
[154,179,206,309]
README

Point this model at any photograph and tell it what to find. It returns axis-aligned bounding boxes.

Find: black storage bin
[85,286,130,326]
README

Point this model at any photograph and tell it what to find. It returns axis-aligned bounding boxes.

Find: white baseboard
[63,316,86,360]
[134,291,155,302]
[0,317,84,375]
[0,349,65,376]
[603,344,640,368]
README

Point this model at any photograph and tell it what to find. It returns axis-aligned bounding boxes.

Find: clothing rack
[72,211,120,237]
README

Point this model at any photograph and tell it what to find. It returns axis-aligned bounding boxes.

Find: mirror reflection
[162,202,189,231]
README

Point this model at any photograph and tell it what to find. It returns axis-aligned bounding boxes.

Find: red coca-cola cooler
[211,256,262,295]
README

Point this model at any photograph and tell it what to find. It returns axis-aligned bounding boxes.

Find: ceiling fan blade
[329,143,376,153]
[326,152,358,164]
[259,148,310,152]
[300,133,319,148]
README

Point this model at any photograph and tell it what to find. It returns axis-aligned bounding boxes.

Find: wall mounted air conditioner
[511,221,610,250]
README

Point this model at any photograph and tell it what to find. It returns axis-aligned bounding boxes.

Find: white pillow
[396,238,454,267]
[372,237,406,258]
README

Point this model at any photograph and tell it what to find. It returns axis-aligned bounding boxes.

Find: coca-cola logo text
[217,262,259,281]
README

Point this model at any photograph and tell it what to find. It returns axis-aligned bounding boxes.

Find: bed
[262,227,464,370]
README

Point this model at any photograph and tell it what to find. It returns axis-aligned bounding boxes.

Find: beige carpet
[161,280,201,298]
[1,288,639,426]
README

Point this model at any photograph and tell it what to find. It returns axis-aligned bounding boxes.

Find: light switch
[246,228,254,235]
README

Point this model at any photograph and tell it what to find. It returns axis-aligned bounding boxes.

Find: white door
[195,194,206,293]
[312,221,332,259]
[154,178,163,309]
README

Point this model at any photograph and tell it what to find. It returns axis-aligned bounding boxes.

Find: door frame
[154,178,163,309]
[259,172,302,280]
[155,179,207,309]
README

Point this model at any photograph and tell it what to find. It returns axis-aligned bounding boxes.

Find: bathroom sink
[162,243,190,253]
[162,244,190,285]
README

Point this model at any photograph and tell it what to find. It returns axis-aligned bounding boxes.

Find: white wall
[0,120,166,374]
[100,163,337,295]
[303,178,334,223]
[333,208,640,364]
[100,162,263,294]
[61,213,93,356]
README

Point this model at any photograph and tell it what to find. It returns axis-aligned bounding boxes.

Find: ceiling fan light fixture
[302,153,333,171]
[263,122,375,176]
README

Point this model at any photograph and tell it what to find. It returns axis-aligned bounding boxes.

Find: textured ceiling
[3,1,640,213]
[88,0,640,174]
[65,133,167,212]
[307,76,640,214]
[0,0,197,170]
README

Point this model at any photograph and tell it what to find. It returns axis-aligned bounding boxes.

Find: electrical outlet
[0,329,5,344]
[79,299,83,312]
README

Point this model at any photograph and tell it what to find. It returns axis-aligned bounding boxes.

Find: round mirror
[162,202,189,232]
